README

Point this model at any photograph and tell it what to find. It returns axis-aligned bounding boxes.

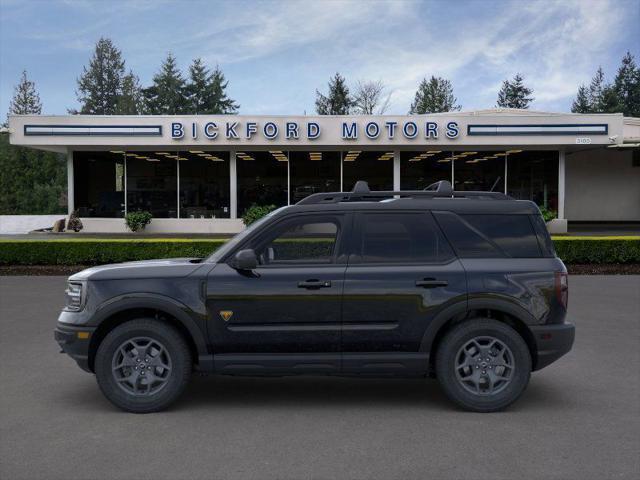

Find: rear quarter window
[434,212,542,258]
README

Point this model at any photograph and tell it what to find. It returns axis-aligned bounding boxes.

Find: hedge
[0,237,638,266]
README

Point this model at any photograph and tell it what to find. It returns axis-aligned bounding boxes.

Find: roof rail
[295,180,511,205]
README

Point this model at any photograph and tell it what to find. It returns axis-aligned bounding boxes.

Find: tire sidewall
[95,319,191,413]
[436,319,531,412]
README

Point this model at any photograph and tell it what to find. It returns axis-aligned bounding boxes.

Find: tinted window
[530,214,556,257]
[434,211,502,258]
[355,213,454,264]
[256,217,339,265]
[461,215,541,258]
[435,211,541,258]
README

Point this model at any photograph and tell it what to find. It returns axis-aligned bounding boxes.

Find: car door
[206,212,350,373]
[341,211,466,374]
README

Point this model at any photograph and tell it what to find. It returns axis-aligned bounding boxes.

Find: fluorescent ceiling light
[427,150,442,154]
[437,159,450,163]
[506,150,523,154]
[110,150,125,154]
[189,150,204,154]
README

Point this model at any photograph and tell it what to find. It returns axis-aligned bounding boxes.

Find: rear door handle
[298,279,332,289]
[415,279,448,288]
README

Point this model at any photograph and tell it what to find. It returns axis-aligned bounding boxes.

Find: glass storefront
[237,150,288,215]
[126,152,177,218]
[507,150,558,210]
[178,151,230,218]
[453,151,505,192]
[343,150,394,191]
[289,151,340,203]
[73,148,559,219]
[401,150,452,189]
[73,151,125,217]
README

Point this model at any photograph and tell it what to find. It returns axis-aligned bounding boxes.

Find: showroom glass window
[343,151,393,191]
[73,151,125,217]
[236,151,288,216]
[289,151,341,203]
[401,151,453,189]
[178,151,230,218]
[507,150,558,211]
[453,151,505,192]
[126,152,177,218]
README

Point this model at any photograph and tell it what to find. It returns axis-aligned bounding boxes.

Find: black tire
[95,318,192,413]
[435,318,531,412]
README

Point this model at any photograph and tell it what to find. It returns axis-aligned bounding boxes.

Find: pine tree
[143,53,188,114]
[496,74,534,109]
[75,37,126,114]
[409,76,460,114]
[587,67,607,112]
[116,71,144,114]
[571,85,591,113]
[613,51,640,117]
[8,70,42,116]
[185,59,239,114]
[315,73,353,115]
[207,65,239,114]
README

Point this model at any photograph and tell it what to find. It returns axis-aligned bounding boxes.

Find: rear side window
[530,214,556,257]
[354,212,454,264]
[434,212,542,258]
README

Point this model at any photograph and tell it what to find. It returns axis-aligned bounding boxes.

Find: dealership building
[8,109,640,234]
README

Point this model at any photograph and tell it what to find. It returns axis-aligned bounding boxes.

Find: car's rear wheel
[435,318,531,412]
[95,319,192,413]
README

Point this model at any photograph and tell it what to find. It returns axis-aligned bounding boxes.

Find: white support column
[340,151,344,192]
[558,149,566,220]
[176,159,180,219]
[230,150,237,219]
[66,149,74,216]
[286,151,291,206]
[393,150,401,191]
[504,153,508,194]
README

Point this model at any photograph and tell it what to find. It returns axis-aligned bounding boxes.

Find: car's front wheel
[435,318,531,412]
[95,319,192,413]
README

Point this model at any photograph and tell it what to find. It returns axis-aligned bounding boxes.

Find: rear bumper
[54,323,96,373]
[530,323,575,371]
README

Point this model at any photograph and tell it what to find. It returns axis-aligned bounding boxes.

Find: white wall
[81,218,244,234]
[0,215,66,234]
[566,149,640,221]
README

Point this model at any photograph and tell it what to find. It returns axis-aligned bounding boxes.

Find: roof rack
[296,180,511,205]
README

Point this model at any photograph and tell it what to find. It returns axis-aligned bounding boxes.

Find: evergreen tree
[496,74,534,109]
[143,53,188,114]
[613,51,640,117]
[587,67,607,112]
[409,76,460,114]
[571,85,591,113]
[185,59,239,114]
[8,70,42,116]
[75,37,126,114]
[116,71,144,115]
[315,73,353,115]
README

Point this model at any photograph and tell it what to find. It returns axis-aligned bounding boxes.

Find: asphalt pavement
[1,275,639,480]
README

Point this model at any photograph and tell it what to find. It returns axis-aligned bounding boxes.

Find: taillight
[555,272,568,309]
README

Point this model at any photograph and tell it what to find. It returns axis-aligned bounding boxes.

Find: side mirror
[230,249,258,271]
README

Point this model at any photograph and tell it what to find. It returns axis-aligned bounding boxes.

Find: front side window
[354,212,454,264]
[254,216,340,265]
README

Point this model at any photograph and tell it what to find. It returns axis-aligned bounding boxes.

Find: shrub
[125,211,153,232]
[66,210,83,232]
[538,205,557,223]
[0,237,638,266]
[242,204,277,226]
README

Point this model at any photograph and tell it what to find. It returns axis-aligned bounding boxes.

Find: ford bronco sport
[55,180,574,413]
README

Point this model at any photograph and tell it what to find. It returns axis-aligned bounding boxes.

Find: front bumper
[530,322,575,371]
[54,323,96,373]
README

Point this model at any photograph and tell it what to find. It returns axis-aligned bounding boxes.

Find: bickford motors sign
[171,119,461,141]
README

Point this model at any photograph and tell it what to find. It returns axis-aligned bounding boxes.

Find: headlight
[65,282,85,311]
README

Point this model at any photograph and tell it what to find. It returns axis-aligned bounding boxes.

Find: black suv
[55,180,574,413]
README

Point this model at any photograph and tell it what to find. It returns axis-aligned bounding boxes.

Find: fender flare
[419,295,537,353]
[90,293,209,356]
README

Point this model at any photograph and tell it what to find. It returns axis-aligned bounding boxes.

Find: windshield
[206,206,289,263]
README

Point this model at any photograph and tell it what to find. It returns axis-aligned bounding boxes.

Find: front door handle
[298,279,331,289]
[415,278,448,288]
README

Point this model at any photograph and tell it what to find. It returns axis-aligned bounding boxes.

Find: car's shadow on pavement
[60,372,569,414]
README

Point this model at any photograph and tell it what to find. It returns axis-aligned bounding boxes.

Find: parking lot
[1,275,638,480]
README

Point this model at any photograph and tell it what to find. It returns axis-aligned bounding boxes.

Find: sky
[0,0,638,117]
